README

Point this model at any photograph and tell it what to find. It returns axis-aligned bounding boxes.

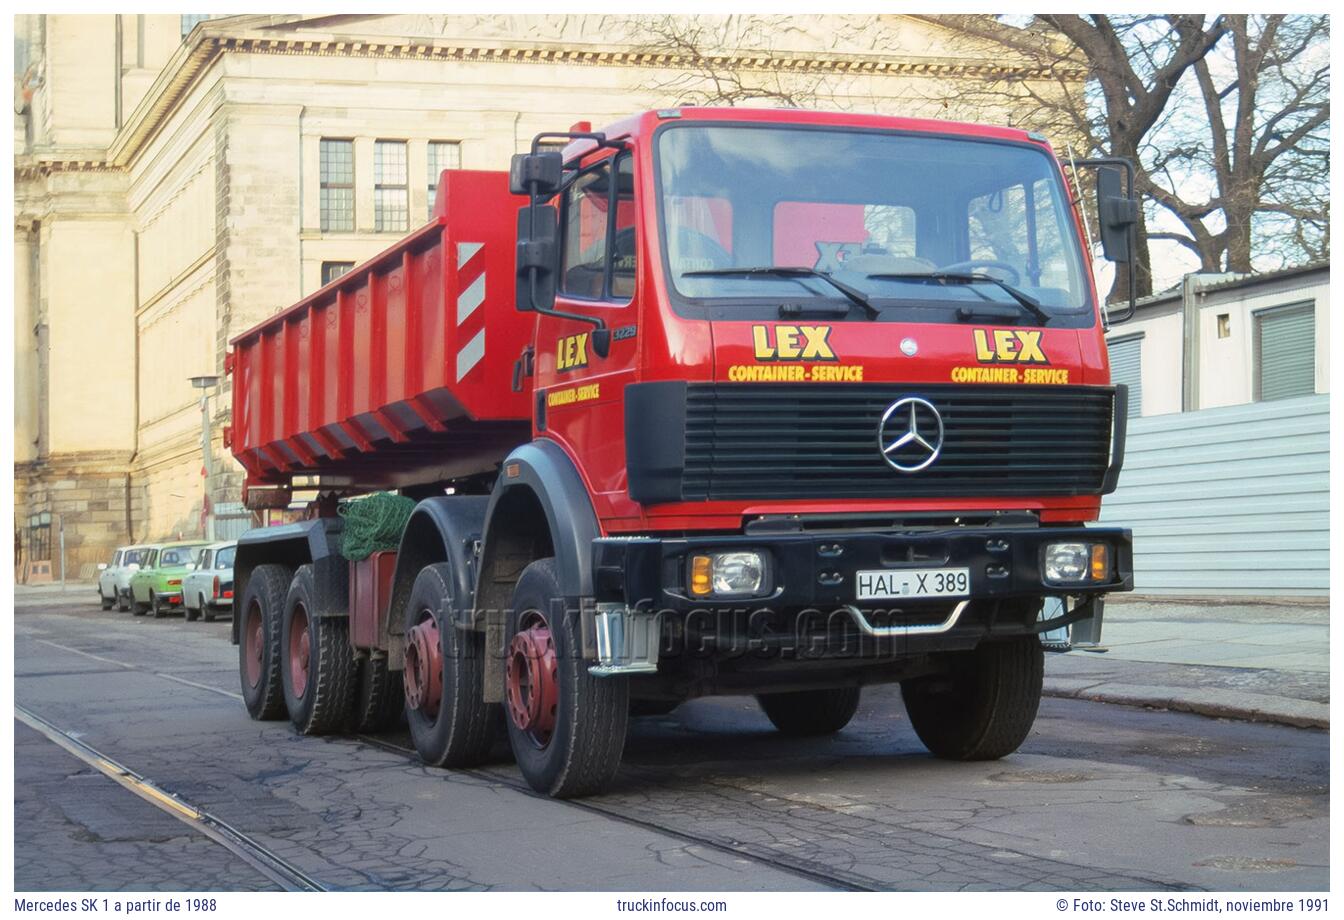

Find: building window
[427,141,461,218]
[375,140,409,233]
[320,139,355,232]
[181,15,212,39]
[321,262,355,286]
[1107,333,1143,419]
[1254,302,1315,401]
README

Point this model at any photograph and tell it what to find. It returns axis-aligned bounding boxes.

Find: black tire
[757,687,861,736]
[281,565,356,735]
[117,589,130,613]
[404,563,498,766]
[346,655,406,734]
[151,593,168,619]
[185,596,200,622]
[100,591,113,611]
[901,636,1044,761]
[238,563,292,721]
[203,599,216,623]
[505,558,628,798]
[131,590,149,616]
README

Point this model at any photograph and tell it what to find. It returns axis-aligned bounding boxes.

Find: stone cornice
[104,25,1084,170]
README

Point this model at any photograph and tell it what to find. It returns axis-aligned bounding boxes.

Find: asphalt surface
[12,599,1329,892]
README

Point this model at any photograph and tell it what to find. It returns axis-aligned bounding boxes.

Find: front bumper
[594,524,1132,612]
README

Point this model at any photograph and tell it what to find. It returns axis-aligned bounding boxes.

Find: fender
[386,495,489,658]
[480,439,601,603]
[231,519,345,643]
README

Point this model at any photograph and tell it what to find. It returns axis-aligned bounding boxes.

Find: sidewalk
[1046,596,1329,729]
[12,581,100,606]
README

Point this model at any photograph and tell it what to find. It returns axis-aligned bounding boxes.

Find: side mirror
[1095,165,1137,264]
[97,563,108,571]
[509,151,563,197]
[516,204,559,312]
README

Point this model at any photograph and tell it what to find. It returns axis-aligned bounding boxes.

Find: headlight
[688,551,767,598]
[1043,542,1110,585]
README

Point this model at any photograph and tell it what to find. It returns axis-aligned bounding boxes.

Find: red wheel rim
[404,614,442,719]
[245,603,264,688]
[506,612,559,747]
[288,602,311,699]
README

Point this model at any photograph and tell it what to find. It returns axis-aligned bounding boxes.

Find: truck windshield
[656,124,1092,321]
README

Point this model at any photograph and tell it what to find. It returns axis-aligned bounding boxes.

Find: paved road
[13,600,1328,892]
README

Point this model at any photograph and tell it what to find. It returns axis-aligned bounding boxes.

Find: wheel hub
[245,606,263,688]
[288,604,311,699]
[506,617,558,745]
[404,617,442,718]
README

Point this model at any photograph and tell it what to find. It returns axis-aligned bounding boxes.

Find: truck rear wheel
[757,687,861,736]
[901,636,1043,760]
[347,654,405,734]
[238,564,292,721]
[403,563,497,766]
[281,565,356,735]
[505,558,628,798]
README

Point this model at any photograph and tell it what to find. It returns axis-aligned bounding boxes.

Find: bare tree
[936,15,1329,297]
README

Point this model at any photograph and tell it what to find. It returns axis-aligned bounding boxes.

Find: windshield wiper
[681,266,882,319]
[865,272,1051,325]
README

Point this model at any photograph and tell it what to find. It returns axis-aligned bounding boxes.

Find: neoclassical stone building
[13,13,1079,577]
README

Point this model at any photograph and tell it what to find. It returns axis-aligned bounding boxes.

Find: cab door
[534,153,640,506]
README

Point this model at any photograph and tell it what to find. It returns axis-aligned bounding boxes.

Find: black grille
[679,383,1115,500]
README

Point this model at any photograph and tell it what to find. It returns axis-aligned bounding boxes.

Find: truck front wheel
[900,636,1043,760]
[281,565,356,735]
[505,558,628,798]
[403,563,497,766]
[757,687,861,736]
[238,564,292,721]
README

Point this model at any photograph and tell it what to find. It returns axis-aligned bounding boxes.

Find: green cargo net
[339,492,417,562]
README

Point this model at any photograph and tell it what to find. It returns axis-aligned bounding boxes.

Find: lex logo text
[973,328,1048,364]
[752,324,837,361]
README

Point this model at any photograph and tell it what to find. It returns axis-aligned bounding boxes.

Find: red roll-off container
[228,170,531,502]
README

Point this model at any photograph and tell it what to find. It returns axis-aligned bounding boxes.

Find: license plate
[855,567,970,600]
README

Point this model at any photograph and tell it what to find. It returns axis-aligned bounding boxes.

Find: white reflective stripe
[457,272,485,324]
[457,241,483,270]
[456,329,486,381]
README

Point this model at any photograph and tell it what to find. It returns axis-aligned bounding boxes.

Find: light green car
[128,541,209,618]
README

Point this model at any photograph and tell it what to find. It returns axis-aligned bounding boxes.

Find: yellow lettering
[973,329,995,362]
[993,329,1018,360]
[1015,330,1046,364]
[798,325,836,360]
[775,326,801,360]
[752,325,775,359]
[574,333,589,366]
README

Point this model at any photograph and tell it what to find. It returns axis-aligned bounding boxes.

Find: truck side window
[560,155,636,303]
[610,157,637,299]
[560,163,612,299]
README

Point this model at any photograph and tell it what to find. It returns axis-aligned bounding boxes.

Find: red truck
[228,107,1137,798]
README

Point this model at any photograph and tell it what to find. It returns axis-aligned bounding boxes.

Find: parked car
[99,545,152,612]
[182,541,236,623]
[128,541,209,618]
[97,546,141,610]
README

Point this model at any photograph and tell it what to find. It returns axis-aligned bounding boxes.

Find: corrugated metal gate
[1098,394,1328,596]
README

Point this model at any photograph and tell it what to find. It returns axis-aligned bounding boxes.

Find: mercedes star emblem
[878,397,944,473]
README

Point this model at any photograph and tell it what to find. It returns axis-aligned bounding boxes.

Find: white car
[182,541,236,622]
[97,545,151,611]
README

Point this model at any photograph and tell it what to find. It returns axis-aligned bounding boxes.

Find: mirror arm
[522,185,610,358]
[1074,156,1138,323]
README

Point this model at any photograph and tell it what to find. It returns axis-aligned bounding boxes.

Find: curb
[1043,680,1328,730]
